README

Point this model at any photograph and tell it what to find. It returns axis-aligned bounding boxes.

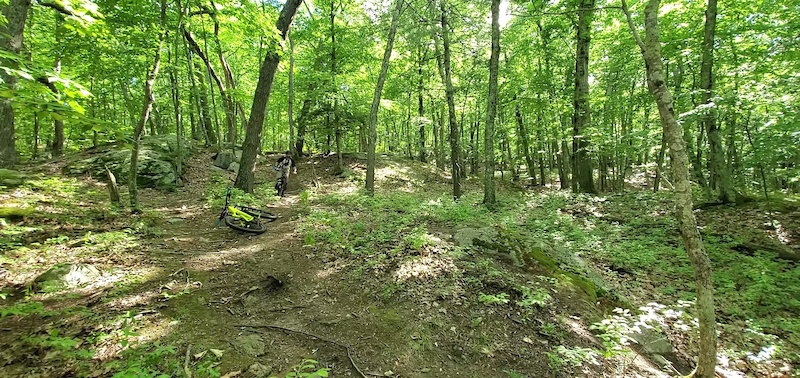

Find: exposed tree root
[237,324,367,378]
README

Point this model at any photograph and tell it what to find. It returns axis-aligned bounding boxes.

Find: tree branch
[36,0,77,17]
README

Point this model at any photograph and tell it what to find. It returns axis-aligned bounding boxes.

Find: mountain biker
[274,151,296,196]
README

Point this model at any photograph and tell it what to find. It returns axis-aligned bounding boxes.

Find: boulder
[34,263,101,291]
[456,226,612,301]
[213,150,236,169]
[232,334,265,357]
[227,162,240,173]
[0,169,26,187]
[64,135,193,190]
[247,363,272,378]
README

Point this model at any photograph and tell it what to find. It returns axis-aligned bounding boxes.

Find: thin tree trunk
[433,0,461,199]
[169,36,183,185]
[32,112,39,159]
[183,26,236,148]
[622,2,717,376]
[0,0,32,168]
[234,0,302,192]
[51,14,65,157]
[516,100,536,185]
[483,0,500,205]
[288,32,296,156]
[417,45,427,163]
[366,0,402,194]
[700,0,736,203]
[571,0,596,193]
[130,0,168,212]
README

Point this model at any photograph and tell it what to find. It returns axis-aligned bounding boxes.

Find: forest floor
[1,148,799,378]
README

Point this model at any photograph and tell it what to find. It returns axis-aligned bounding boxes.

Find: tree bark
[483,0,500,205]
[51,14,65,157]
[571,0,596,194]
[0,0,33,168]
[514,98,537,186]
[366,0,403,194]
[700,0,736,203]
[234,0,302,192]
[182,26,236,148]
[416,45,427,163]
[433,0,461,200]
[130,0,168,212]
[288,32,296,156]
[622,1,717,376]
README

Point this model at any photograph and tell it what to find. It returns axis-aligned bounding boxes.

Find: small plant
[273,359,329,378]
[479,292,510,306]
[516,285,552,309]
[546,345,600,368]
[110,344,179,378]
[0,301,54,318]
[299,190,311,206]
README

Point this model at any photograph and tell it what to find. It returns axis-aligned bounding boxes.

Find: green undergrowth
[596,191,800,364]
[297,185,800,367]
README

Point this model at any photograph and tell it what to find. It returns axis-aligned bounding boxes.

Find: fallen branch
[268,305,307,312]
[184,344,192,378]
[237,324,366,378]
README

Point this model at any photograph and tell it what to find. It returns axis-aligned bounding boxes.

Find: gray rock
[453,227,497,248]
[247,363,272,378]
[228,162,240,173]
[0,169,26,187]
[63,134,192,190]
[34,263,101,291]
[232,334,266,357]
[629,327,673,355]
[214,151,236,169]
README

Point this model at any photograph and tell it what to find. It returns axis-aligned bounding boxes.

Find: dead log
[105,166,120,205]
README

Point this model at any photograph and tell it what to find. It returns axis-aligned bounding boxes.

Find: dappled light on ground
[393,254,456,282]
[2,152,799,377]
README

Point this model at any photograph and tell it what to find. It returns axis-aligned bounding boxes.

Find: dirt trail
[129,153,451,377]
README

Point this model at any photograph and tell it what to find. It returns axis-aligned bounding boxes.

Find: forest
[0,0,799,377]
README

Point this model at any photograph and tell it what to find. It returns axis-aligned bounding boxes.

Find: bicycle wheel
[224,215,267,234]
[237,206,278,221]
[277,180,287,197]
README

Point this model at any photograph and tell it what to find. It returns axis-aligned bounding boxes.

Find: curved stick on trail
[237,324,367,378]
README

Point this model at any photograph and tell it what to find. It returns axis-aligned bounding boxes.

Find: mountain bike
[216,187,277,234]
[275,175,288,197]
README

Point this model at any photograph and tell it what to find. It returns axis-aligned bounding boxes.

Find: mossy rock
[0,206,33,219]
[33,263,101,291]
[0,169,26,187]
[63,134,193,190]
[463,225,611,303]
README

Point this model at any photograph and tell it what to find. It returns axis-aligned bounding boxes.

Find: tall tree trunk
[234,0,302,192]
[51,14,65,157]
[130,0,168,212]
[169,38,183,185]
[183,26,236,149]
[0,0,32,167]
[366,0,402,194]
[483,0,500,205]
[194,62,217,146]
[288,32,296,156]
[296,83,316,157]
[622,1,717,376]
[514,96,537,185]
[571,0,596,193]
[433,0,461,199]
[32,112,40,159]
[417,46,427,163]
[699,0,736,203]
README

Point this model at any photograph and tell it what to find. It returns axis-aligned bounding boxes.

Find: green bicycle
[216,187,277,234]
